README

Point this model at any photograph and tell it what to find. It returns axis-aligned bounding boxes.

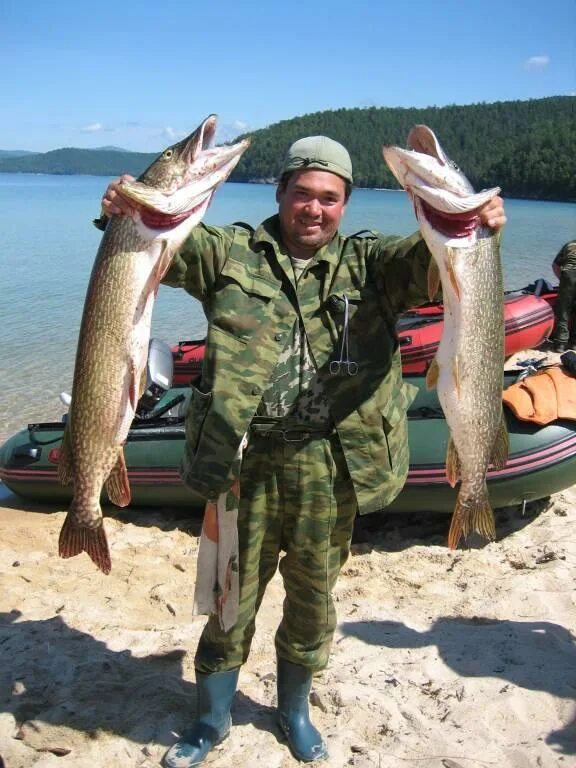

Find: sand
[1,479,575,768]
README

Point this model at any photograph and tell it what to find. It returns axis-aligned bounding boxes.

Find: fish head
[117,115,250,236]
[383,125,499,243]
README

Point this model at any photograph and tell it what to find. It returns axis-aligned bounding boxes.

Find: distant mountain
[0,147,158,177]
[1,96,574,200]
[0,149,35,158]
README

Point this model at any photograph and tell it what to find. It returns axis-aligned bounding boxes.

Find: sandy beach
[1,476,575,768]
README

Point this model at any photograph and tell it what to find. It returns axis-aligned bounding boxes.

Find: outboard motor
[136,338,174,416]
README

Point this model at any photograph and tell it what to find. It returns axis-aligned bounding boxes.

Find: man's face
[276,169,348,257]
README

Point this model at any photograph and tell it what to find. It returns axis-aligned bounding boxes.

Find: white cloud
[525,55,550,70]
[81,122,103,133]
[80,122,115,134]
[216,120,251,143]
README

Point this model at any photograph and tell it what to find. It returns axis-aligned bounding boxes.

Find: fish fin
[447,254,461,300]
[57,424,74,486]
[425,358,440,390]
[105,448,131,507]
[58,510,111,574]
[453,355,460,395]
[490,409,509,470]
[427,260,441,301]
[448,484,496,550]
[155,240,175,281]
[126,358,146,413]
[445,436,461,487]
[142,240,175,300]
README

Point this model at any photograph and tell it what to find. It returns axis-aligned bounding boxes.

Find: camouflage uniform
[552,241,576,347]
[162,214,432,672]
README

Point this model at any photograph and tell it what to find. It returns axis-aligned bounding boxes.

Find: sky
[1,0,574,153]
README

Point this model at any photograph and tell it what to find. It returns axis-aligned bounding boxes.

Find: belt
[249,418,335,443]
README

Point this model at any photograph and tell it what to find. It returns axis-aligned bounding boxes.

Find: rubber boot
[277,658,328,762]
[163,668,240,768]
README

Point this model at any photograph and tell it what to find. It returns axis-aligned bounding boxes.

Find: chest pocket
[328,287,380,341]
[211,256,281,342]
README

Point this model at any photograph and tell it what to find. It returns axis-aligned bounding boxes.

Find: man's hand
[101,174,136,217]
[479,195,507,231]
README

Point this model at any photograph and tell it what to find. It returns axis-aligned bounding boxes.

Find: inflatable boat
[2,358,574,515]
[171,280,557,383]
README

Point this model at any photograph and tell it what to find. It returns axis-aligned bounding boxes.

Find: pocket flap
[221,257,280,299]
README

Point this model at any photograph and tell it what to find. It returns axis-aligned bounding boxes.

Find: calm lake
[1,173,574,439]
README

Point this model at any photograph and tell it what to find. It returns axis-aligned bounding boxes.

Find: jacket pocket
[378,383,416,475]
[212,257,280,343]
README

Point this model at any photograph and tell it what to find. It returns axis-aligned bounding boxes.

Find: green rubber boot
[277,658,328,762]
[163,668,240,768]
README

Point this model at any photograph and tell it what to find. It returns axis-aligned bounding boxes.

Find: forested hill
[0,147,156,177]
[233,96,575,201]
[1,97,574,201]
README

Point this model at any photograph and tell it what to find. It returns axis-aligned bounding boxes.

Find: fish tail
[448,483,496,549]
[58,509,112,575]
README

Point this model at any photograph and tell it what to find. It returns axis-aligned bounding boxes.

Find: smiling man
[275,136,352,258]
[101,136,506,767]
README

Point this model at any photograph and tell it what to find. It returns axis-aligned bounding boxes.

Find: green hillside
[232,96,576,201]
[0,147,156,177]
[1,97,574,200]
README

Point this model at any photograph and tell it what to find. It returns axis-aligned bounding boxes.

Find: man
[102,136,506,766]
[550,240,576,352]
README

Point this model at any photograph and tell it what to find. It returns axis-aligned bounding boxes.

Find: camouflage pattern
[553,240,576,270]
[552,241,576,345]
[257,257,331,424]
[162,214,433,514]
[194,431,358,673]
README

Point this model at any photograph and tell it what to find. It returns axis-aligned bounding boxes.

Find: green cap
[280,136,353,184]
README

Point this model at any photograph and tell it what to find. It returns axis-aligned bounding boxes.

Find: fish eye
[164,149,174,159]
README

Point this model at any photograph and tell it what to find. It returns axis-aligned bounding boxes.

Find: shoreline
[1,172,575,204]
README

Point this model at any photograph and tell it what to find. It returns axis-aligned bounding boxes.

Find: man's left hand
[479,195,507,231]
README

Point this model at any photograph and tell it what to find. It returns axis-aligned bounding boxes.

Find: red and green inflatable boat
[2,367,574,516]
[171,279,557,383]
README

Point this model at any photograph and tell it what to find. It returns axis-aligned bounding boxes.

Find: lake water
[1,173,574,440]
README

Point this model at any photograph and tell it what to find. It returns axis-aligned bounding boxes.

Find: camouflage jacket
[553,241,576,270]
[162,214,433,515]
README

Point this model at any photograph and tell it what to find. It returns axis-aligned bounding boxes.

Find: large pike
[58,115,249,573]
[383,125,509,548]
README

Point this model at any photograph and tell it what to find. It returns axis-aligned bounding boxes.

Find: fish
[383,125,509,548]
[57,115,250,574]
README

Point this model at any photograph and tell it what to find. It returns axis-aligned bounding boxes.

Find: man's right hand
[101,174,136,216]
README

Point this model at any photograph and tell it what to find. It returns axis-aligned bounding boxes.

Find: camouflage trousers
[552,267,576,344]
[194,430,358,674]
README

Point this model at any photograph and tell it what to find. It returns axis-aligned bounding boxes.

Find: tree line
[232,96,575,202]
[1,97,574,201]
